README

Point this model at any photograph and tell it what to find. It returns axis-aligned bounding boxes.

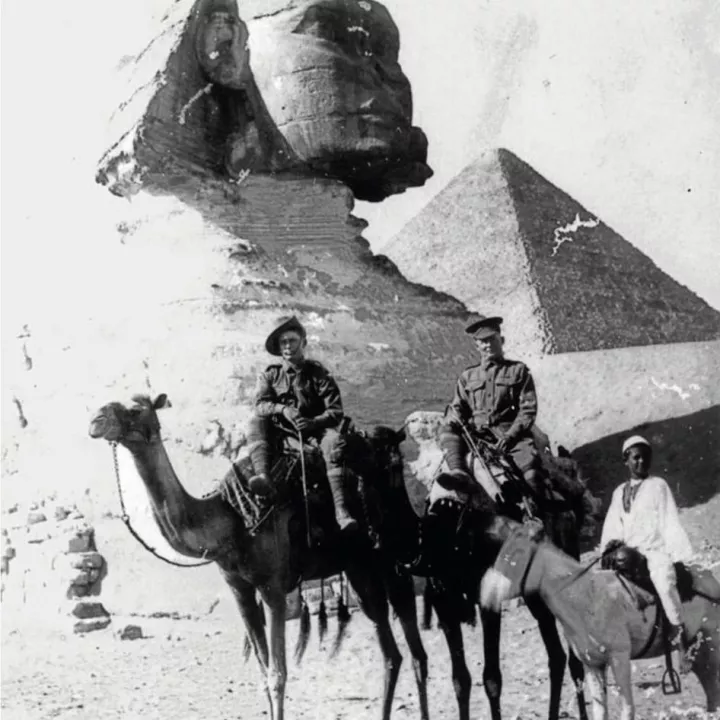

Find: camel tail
[294,600,311,665]
[241,633,252,663]
[330,594,352,658]
[422,583,433,630]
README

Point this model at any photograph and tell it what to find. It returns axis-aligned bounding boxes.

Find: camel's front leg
[385,568,429,720]
[260,588,288,720]
[584,666,607,720]
[223,571,270,671]
[609,653,634,720]
[346,566,403,720]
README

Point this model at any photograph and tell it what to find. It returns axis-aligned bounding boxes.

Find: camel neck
[127,438,235,559]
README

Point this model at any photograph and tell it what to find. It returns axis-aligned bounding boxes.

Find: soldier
[439,315,544,509]
[601,435,693,671]
[242,315,358,532]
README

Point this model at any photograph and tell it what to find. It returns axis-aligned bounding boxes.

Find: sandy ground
[1,598,715,720]
[3,499,718,720]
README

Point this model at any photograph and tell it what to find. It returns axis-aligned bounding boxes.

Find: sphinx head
[241,0,432,200]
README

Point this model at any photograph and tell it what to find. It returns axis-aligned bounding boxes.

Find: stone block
[67,568,101,586]
[71,601,110,620]
[54,506,72,521]
[118,624,143,641]
[67,583,91,599]
[68,552,105,571]
[26,511,47,525]
[74,616,111,634]
[67,528,96,553]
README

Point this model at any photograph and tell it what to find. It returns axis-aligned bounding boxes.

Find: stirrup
[662,666,682,695]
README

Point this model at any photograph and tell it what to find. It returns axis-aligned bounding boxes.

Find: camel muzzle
[89,414,111,439]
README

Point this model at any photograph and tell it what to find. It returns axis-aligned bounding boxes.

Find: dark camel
[88,394,429,720]
[480,524,720,719]
[374,426,591,720]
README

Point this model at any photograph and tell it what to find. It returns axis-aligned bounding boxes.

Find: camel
[399,414,591,720]
[88,394,430,720]
[480,521,720,720]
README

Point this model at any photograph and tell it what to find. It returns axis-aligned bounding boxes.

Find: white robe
[600,476,693,562]
[601,476,693,625]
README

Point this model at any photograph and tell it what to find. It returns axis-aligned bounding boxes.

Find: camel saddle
[220,430,381,545]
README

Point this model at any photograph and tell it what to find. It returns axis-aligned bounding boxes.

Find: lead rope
[110,442,214,568]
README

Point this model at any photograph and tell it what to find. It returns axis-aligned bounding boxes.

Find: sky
[1,0,719,334]
[360,0,720,310]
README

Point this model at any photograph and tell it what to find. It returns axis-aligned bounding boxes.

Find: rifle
[446,407,538,520]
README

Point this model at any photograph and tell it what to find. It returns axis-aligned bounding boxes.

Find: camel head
[89,394,172,447]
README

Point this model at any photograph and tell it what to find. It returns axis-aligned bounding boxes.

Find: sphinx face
[247,0,432,200]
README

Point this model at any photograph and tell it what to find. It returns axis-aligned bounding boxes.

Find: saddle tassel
[318,577,328,642]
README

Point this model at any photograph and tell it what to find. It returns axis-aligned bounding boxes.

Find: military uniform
[243,316,357,531]
[440,314,543,500]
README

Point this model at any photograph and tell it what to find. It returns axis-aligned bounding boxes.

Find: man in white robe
[600,435,693,669]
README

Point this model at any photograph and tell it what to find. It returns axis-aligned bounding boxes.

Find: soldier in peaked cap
[241,315,358,532]
[439,315,544,508]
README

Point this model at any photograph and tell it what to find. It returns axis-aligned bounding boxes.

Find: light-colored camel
[89,394,429,720]
[480,522,720,720]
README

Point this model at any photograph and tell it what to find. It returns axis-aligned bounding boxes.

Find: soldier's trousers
[440,424,541,490]
[246,415,347,479]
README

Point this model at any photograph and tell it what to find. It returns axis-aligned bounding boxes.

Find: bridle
[110,441,214,568]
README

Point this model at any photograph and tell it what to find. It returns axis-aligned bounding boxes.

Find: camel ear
[153,394,172,410]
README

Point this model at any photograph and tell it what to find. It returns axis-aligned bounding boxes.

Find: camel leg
[258,587,288,720]
[223,572,270,670]
[386,570,429,720]
[525,595,567,720]
[609,653,634,720]
[584,666,607,720]
[346,566,403,720]
[479,607,502,720]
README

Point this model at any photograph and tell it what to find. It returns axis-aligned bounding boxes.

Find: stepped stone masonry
[61,527,111,633]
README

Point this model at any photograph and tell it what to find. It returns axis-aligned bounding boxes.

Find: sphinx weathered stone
[98,0,431,202]
[244,0,432,201]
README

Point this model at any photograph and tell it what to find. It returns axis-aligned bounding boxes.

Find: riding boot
[326,468,358,533]
[245,440,273,496]
[437,426,475,492]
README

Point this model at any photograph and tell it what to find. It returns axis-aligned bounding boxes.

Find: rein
[110,442,214,568]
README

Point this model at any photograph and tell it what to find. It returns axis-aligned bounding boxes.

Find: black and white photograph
[2,1,719,718]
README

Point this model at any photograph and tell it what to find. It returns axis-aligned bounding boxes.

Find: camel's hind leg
[386,568,429,720]
[346,564,403,720]
[691,626,720,711]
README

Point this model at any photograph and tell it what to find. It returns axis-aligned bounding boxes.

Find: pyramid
[385,148,720,355]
